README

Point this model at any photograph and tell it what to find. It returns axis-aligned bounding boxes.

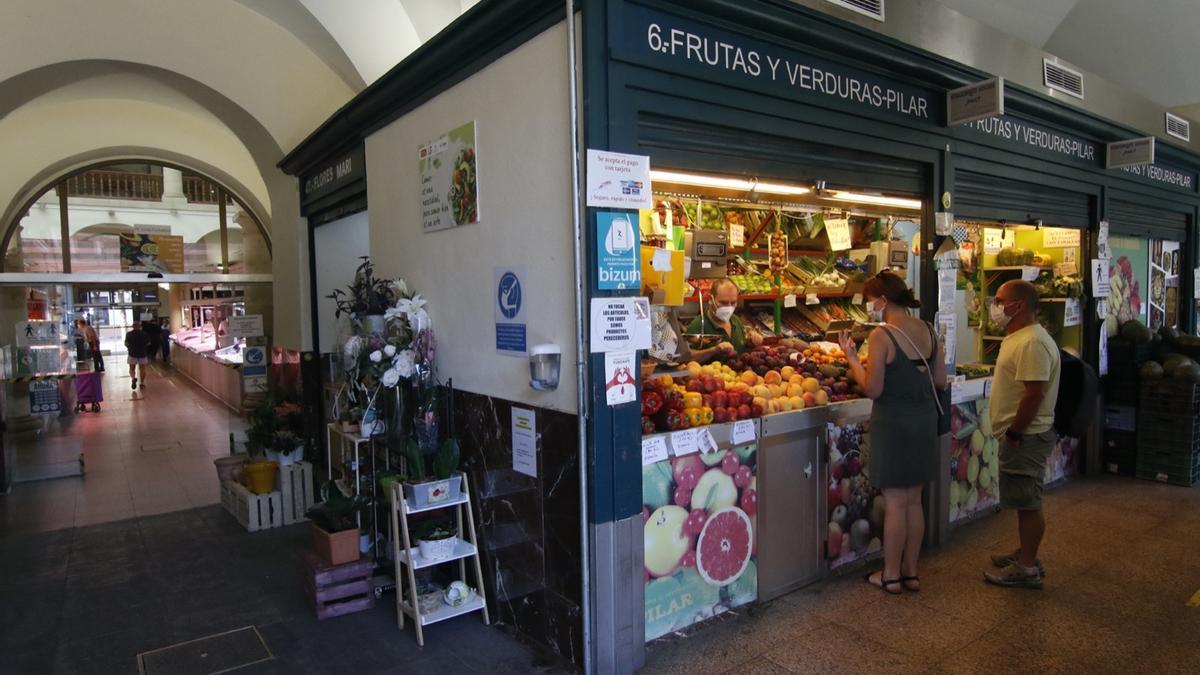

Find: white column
[162,167,185,199]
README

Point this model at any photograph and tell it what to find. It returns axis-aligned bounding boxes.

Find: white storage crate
[221,480,283,532]
[278,461,315,525]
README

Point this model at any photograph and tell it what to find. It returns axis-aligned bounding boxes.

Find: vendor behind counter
[685,278,763,363]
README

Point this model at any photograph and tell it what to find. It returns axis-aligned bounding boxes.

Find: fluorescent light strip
[821,191,923,210]
[649,170,810,196]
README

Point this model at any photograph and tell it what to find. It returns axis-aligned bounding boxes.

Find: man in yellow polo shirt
[984,279,1061,589]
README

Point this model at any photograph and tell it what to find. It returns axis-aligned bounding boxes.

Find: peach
[789,395,806,410]
[815,390,830,406]
[768,384,784,399]
[739,370,758,386]
[777,397,793,412]
[788,375,805,386]
[752,396,768,409]
[801,377,821,394]
[687,361,702,377]
[767,399,781,414]
[803,392,817,407]
[780,366,796,380]
[764,370,782,385]
[752,385,770,399]
[786,384,804,398]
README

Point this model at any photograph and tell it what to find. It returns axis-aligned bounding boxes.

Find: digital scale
[685,230,729,279]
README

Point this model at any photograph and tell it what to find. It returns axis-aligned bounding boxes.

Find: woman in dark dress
[839,271,946,594]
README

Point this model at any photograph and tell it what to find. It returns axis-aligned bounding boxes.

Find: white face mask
[989,300,1013,330]
[714,306,736,322]
[867,300,885,323]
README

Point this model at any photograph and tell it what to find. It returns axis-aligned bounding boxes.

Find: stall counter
[170,336,245,412]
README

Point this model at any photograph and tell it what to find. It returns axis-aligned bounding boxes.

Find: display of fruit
[1032,271,1083,299]
[728,273,774,294]
[1107,256,1142,336]
[996,247,1035,266]
[825,419,881,568]
[948,398,1000,523]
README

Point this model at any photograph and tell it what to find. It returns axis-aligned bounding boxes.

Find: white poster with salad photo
[419,121,478,232]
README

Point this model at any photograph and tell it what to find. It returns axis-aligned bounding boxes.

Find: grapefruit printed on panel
[695,506,753,586]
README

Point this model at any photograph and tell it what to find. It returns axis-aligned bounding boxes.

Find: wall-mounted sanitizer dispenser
[529,344,561,391]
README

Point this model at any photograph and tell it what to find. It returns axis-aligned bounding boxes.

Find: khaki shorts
[998,430,1056,511]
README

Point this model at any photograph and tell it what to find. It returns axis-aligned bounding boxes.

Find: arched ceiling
[938,0,1200,116]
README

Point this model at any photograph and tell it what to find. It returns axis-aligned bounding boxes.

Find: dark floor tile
[53,625,168,675]
[2,645,57,675]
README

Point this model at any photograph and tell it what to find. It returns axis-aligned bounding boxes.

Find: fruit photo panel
[826,414,882,569]
[948,399,1001,524]
[643,441,758,641]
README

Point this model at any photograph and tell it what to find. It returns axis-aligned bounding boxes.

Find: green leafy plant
[327,257,397,318]
[403,437,461,482]
[411,517,457,542]
[306,481,370,533]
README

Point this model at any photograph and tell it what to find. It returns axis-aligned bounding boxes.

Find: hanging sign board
[586,150,652,210]
[824,218,852,251]
[227,315,264,338]
[1042,228,1081,248]
[1106,137,1155,170]
[603,351,638,406]
[15,321,61,347]
[1064,298,1082,327]
[983,227,1015,254]
[596,212,641,290]
[947,77,1004,126]
[420,121,479,232]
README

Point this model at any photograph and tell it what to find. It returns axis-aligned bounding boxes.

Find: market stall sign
[947,77,1004,126]
[28,379,61,415]
[227,315,264,338]
[1106,137,1155,170]
[420,121,478,232]
[300,145,365,208]
[616,6,937,126]
[120,234,184,274]
[824,218,851,251]
[1042,228,1081,248]
[596,212,642,289]
[589,297,651,353]
[960,115,1196,192]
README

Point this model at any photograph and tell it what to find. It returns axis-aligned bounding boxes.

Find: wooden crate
[221,480,283,532]
[301,550,375,620]
[278,462,315,525]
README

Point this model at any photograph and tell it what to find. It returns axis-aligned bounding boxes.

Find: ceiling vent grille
[1043,59,1084,99]
[825,0,884,22]
[1166,112,1191,142]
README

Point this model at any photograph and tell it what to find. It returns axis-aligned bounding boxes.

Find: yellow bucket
[243,461,278,494]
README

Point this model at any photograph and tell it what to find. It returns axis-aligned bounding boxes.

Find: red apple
[737,404,752,420]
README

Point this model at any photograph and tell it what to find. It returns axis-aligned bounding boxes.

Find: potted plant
[402,436,463,508]
[246,397,308,465]
[411,517,458,561]
[338,408,360,434]
[306,481,371,565]
[327,257,398,335]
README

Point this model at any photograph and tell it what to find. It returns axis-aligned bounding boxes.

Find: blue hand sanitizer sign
[596,211,641,290]
[494,267,527,354]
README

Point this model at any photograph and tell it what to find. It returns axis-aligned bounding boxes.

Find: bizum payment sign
[596,211,641,290]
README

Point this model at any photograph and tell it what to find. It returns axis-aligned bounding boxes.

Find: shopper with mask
[984,279,1060,589]
[838,270,945,594]
[685,278,764,363]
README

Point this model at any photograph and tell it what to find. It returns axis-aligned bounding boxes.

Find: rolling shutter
[1106,199,1189,240]
[954,170,1091,229]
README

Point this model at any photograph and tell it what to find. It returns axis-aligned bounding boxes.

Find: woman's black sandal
[865,571,903,595]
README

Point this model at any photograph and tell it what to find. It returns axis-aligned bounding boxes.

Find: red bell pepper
[642,390,664,417]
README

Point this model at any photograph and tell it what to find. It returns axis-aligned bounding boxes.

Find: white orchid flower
[369,350,383,363]
[380,367,401,388]
[392,349,417,378]
[384,344,397,357]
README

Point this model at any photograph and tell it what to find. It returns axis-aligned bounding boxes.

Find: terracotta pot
[311,524,360,566]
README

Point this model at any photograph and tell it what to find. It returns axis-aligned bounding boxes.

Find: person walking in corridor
[125,322,150,390]
[81,319,104,372]
[984,280,1061,589]
[839,271,945,594]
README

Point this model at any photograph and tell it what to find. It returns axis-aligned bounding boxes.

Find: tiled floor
[641,475,1200,675]
[0,507,571,674]
[2,362,242,534]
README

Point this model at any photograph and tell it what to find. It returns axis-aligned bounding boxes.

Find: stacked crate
[1103,338,1153,475]
[301,550,375,620]
[1136,379,1200,486]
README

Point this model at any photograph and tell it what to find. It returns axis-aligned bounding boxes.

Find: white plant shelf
[397,540,478,569]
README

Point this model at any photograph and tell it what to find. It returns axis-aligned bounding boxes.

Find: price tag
[825,218,852,251]
[852,293,864,305]
[806,293,820,305]
[1063,298,1081,327]
[1021,266,1041,282]
[729,224,744,247]
[783,294,797,308]
[651,248,673,272]
[641,436,669,465]
[730,420,755,445]
[670,429,698,456]
[698,428,719,454]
